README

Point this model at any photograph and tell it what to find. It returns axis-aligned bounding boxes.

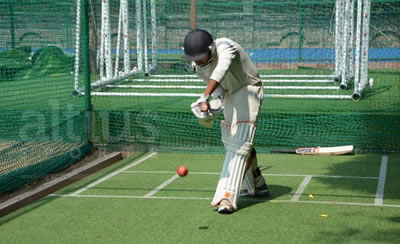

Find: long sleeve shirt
[193,38,262,95]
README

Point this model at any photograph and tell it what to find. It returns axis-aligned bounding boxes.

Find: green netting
[1,0,400,194]
[88,0,400,153]
[0,0,91,194]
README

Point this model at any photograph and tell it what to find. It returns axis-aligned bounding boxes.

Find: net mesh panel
[0,0,91,194]
[90,0,400,154]
[1,1,399,195]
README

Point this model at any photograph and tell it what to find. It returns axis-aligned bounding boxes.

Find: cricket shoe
[217,199,234,214]
[240,183,270,197]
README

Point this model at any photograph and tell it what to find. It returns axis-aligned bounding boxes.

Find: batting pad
[242,156,257,196]
[212,122,256,209]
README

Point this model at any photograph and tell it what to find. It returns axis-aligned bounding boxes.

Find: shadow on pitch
[238,184,292,210]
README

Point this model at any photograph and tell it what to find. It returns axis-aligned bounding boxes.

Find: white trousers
[212,84,263,209]
[223,84,263,125]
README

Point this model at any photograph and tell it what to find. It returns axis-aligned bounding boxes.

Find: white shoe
[217,199,234,214]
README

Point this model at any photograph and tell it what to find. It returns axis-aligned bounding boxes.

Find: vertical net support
[136,0,143,72]
[114,5,123,76]
[360,0,371,91]
[122,0,130,74]
[74,0,82,93]
[150,0,157,71]
[114,0,131,76]
[99,0,113,80]
[335,0,345,82]
[142,0,148,73]
[339,0,352,90]
[347,0,355,80]
[103,0,113,79]
[352,0,371,101]
[244,0,254,50]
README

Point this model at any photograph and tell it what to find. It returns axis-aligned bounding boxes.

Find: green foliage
[0,48,31,81]
[23,46,74,78]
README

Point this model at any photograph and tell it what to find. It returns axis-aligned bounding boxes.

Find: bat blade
[272,145,354,155]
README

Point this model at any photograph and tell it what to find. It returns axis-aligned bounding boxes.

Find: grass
[0,152,399,243]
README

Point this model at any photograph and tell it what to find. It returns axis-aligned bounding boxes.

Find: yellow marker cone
[320,214,329,218]
[308,194,314,199]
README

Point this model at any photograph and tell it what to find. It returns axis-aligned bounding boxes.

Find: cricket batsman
[184,29,270,214]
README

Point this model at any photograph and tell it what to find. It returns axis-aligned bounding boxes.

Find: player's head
[183,29,213,62]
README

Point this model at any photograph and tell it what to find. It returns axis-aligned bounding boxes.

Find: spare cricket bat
[271,145,354,155]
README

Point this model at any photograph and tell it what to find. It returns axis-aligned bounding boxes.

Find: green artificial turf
[1,152,399,243]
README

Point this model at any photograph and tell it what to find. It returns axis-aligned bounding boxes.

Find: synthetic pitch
[1,152,399,243]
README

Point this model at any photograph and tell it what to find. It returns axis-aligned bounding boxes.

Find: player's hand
[191,94,211,119]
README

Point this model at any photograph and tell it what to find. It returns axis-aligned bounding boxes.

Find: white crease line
[69,152,158,196]
[375,155,388,205]
[123,170,219,175]
[48,194,400,208]
[122,170,378,179]
[291,175,312,201]
[50,194,212,201]
[144,174,180,198]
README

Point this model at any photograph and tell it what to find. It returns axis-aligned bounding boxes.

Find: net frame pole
[136,0,143,72]
[352,0,371,101]
[99,0,105,80]
[114,5,123,76]
[122,0,130,74]
[353,0,363,99]
[347,0,355,79]
[74,0,82,92]
[190,0,196,29]
[360,0,371,91]
[150,0,157,70]
[102,0,112,79]
[142,0,148,73]
[81,0,92,111]
[334,0,345,82]
[339,0,351,90]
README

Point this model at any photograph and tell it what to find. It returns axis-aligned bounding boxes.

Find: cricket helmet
[183,29,213,61]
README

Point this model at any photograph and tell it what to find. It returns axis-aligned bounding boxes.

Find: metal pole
[340,0,351,90]
[136,0,143,72]
[115,5,123,76]
[151,0,157,70]
[143,0,148,73]
[74,0,82,92]
[103,0,112,79]
[335,0,345,82]
[122,0,130,74]
[298,0,304,62]
[352,0,363,100]
[190,0,196,30]
[360,0,370,90]
[81,0,92,111]
[100,0,105,80]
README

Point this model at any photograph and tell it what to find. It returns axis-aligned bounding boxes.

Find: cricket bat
[271,145,354,155]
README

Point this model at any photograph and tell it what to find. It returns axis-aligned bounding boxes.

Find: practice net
[87,0,400,154]
[1,0,399,194]
[0,0,91,194]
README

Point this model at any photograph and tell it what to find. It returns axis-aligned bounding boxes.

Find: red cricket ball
[176,165,188,177]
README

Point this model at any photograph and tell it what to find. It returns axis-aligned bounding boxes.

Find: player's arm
[197,79,219,111]
[209,40,237,83]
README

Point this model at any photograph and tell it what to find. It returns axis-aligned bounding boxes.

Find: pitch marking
[49,194,400,208]
[122,170,378,179]
[375,155,388,205]
[144,174,180,198]
[69,152,157,196]
[291,175,312,201]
